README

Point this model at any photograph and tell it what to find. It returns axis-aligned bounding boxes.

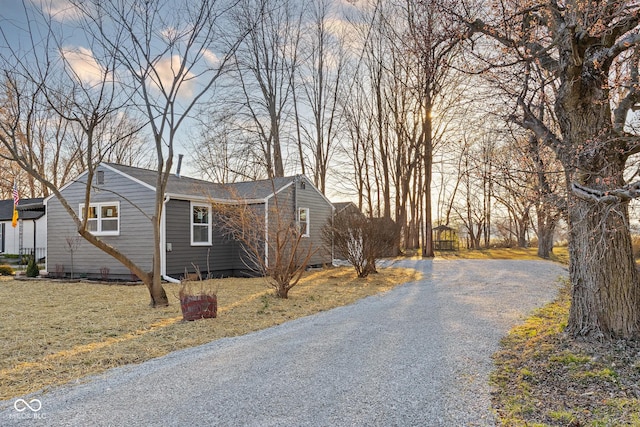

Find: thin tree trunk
[536,209,555,258]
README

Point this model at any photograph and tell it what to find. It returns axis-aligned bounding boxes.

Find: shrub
[0,264,14,276]
[322,211,398,278]
[26,256,39,278]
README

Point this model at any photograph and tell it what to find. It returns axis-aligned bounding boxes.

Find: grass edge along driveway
[0,266,419,400]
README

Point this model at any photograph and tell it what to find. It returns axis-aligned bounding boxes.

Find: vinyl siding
[0,217,46,256]
[165,199,245,278]
[267,177,333,267]
[290,176,333,265]
[46,165,155,279]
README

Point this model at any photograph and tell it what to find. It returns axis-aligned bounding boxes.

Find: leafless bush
[213,198,315,299]
[323,211,398,278]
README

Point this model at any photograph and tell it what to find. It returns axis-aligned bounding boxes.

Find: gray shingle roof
[0,198,45,221]
[105,163,297,201]
[332,201,355,213]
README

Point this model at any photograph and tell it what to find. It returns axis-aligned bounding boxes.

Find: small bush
[322,211,399,278]
[0,264,14,276]
[26,257,39,278]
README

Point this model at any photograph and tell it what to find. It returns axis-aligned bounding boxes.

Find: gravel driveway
[1,259,567,426]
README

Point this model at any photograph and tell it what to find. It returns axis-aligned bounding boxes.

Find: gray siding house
[45,163,334,280]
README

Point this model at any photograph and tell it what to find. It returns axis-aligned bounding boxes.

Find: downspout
[43,200,47,273]
[331,205,335,264]
[160,195,181,284]
[33,219,36,260]
[294,175,298,223]
[264,199,269,268]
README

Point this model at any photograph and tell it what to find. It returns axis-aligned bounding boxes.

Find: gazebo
[432,224,459,251]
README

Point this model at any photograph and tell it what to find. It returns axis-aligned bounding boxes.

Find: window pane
[193,225,209,242]
[87,219,98,232]
[193,206,208,224]
[299,208,309,235]
[102,219,118,232]
[102,205,118,218]
[83,206,98,219]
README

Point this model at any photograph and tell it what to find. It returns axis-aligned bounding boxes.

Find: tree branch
[513,97,563,154]
[572,181,640,203]
[465,17,559,73]
[592,32,640,70]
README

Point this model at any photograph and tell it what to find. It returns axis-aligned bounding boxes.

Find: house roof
[104,163,298,201]
[433,224,456,231]
[0,198,45,221]
[332,201,357,213]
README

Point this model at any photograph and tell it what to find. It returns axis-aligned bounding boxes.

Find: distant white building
[0,198,47,260]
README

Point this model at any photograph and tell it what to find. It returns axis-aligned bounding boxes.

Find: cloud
[60,46,112,86]
[150,54,196,97]
[30,0,83,21]
[202,50,220,67]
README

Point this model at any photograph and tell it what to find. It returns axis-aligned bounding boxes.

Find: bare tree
[464,1,640,339]
[406,0,465,257]
[70,0,248,306]
[296,0,346,194]
[190,111,264,183]
[0,80,83,198]
[0,5,148,296]
[452,135,492,249]
[1,0,246,307]
[231,0,302,178]
[212,191,315,299]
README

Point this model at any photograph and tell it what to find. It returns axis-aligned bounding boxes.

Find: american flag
[12,182,19,206]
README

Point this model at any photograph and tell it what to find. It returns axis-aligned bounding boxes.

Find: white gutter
[164,192,264,205]
[160,195,181,284]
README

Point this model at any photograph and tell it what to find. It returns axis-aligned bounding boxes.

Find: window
[80,202,120,236]
[191,203,211,246]
[0,223,4,252]
[298,207,309,237]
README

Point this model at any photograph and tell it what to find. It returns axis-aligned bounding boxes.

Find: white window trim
[298,207,310,237]
[191,202,212,246]
[79,201,120,236]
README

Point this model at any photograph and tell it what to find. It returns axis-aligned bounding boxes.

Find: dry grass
[0,266,419,400]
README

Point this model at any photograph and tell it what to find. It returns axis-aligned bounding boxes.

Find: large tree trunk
[558,84,640,338]
[566,193,640,338]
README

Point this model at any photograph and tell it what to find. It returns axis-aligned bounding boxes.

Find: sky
[0,0,366,205]
[1,0,232,177]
